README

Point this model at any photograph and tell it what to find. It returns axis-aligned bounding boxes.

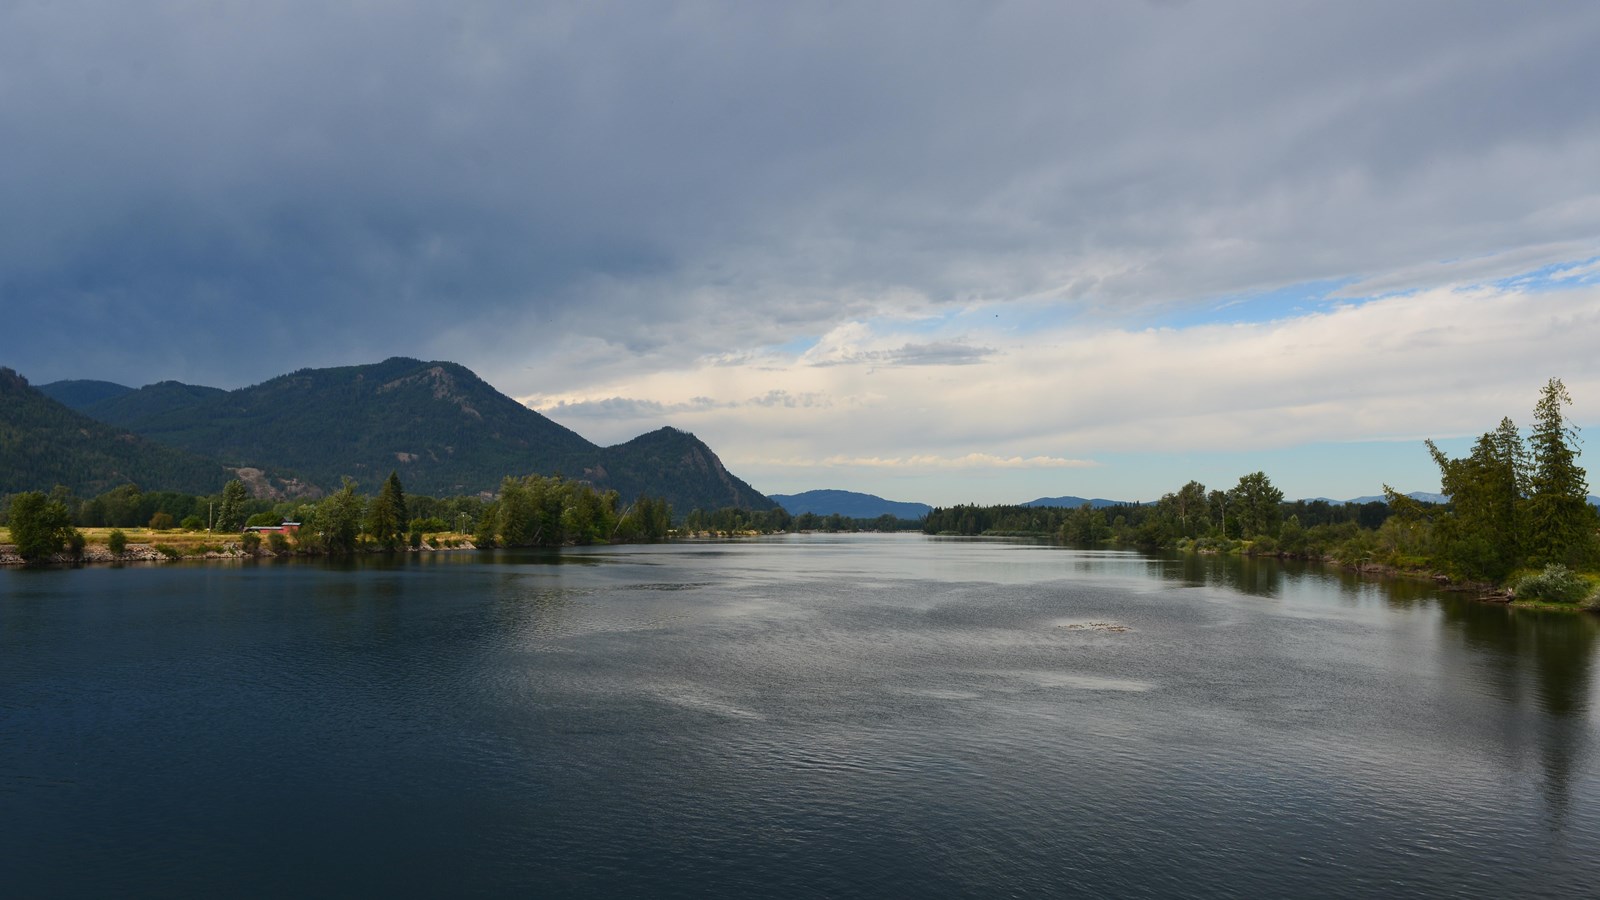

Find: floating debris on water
[1057,622,1131,633]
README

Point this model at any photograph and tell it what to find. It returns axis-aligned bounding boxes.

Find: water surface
[2,535,1596,897]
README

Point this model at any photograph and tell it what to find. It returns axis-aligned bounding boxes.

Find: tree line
[924,379,1598,593]
[472,474,672,548]
[1411,378,1596,581]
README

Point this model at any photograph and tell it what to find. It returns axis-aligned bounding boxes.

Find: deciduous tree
[8,491,75,562]
[1228,471,1283,539]
[1428,432,1522,581]
[217,479,249,531]
[316,480,365,554]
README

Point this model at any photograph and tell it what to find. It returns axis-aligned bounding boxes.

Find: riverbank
[0,535,478,567]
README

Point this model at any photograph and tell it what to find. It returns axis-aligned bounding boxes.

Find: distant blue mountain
[770,490,931,520]
[1019,496,1127,509]
[1344,491,1449,505]
[1331,491,1599,507]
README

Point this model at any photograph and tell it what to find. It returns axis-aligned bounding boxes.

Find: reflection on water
[1437,599,1598,824]
[1024,542,1599,832]
[1155,550,1289,596]
[2,536,1597,898]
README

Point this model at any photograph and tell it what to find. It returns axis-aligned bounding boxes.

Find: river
[2,534,1596,897]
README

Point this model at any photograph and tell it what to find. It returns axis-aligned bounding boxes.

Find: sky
[4,0,1600,506]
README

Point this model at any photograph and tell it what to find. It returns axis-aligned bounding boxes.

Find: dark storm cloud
[2,1,1598,389]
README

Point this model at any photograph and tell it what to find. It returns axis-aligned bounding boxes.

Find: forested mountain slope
[61,357,774,511]
[1,368,229,496]
[590,427,776,514]
[100,358,595,496]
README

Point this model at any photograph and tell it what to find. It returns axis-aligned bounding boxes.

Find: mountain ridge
[38,357,773,514]
[78,381,230,426]
[1018,495,1126,509]
[37,379,135,409]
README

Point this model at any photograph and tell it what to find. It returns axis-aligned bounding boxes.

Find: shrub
[67,529,86,559]
[240,532,262,553]
[149,512,175,531]
[1513,565,1592,604]
[108,529,128,556]
[409,530,423,549]
[1246,536,1279,557]
[154,544,182,560]
[267,532,289,554]
[180,515,205,531]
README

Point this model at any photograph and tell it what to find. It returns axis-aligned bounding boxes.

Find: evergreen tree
[365,471,408,550]
[1525,378,1594,567]
[384,470,407,530]
[1488,417,1530,563]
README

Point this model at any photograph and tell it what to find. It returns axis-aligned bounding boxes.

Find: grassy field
[0,526,246,549]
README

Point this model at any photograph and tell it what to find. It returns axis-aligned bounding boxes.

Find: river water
[2,535,1597,897]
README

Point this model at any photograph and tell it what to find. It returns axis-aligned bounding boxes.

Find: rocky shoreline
[0,540,478,567]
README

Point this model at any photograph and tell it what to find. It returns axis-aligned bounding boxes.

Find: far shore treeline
[923,379,1600,605]
[1,471,675,563]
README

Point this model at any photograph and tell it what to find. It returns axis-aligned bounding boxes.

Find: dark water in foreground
[2,535,1597,898]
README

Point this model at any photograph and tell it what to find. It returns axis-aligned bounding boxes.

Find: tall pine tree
[365,470,408,551]
[1525,378,1594,567]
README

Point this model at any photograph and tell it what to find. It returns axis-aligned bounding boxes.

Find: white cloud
[755,454,1100,471]
[535,279,1600,499]
[533,389,833,420]
[1331,241,1600,298]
